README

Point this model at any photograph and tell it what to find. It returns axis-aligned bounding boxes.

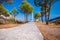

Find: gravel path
[0,22,44,40]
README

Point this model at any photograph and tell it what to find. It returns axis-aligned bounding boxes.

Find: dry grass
[0,24,22,29]
[35,21,60,40]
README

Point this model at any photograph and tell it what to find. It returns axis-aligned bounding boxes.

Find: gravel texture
[0,22,44,40]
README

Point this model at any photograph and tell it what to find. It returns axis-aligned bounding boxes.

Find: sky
[3,0,60,21]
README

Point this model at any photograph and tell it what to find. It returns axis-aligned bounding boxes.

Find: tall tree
[34,12,41,21]
[0,4,10,16]
[20,0,34,22]
[10,8,18,23]
[46,0,60,24]
[34,0,44,22]
[11,8,18,18]
[34,0,60,24]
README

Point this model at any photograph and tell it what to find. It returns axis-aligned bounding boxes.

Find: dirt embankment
[35,21,60,40]
[0,24,22,29]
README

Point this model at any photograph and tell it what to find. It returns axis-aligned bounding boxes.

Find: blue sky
[3,0,60,21]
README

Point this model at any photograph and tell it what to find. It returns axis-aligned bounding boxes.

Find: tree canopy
[0,4,10,16]
[0,0,14,4]
[34,0,60,24]
[11,8,18,17]
[20,0,34,14]
[34,12,41,19]
[20,0,34,22]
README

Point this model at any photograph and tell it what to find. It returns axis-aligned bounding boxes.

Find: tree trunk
[41,7,43,22]
[13,15,16,23]
[47,4,51,25]
[32,12,34,22]
[47,11,50,24]
[41,15,43,22]
[45,6,48,25]
[45,16,49,25]
[45,13,48,24]
[25,14,28,22]
[48,4,51,22]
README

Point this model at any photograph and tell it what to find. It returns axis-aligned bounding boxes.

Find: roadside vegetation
[0,0,60,25]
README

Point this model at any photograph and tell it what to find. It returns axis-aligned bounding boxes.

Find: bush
[16,21,26,24]
[9,18,16,23]
[55,21,60,25]
[0,19,5,24]
[0,20,3,24]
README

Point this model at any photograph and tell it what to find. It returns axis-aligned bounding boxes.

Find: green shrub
[9,18,16,23]
[16,21,26,24]
[0,19,5,24]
